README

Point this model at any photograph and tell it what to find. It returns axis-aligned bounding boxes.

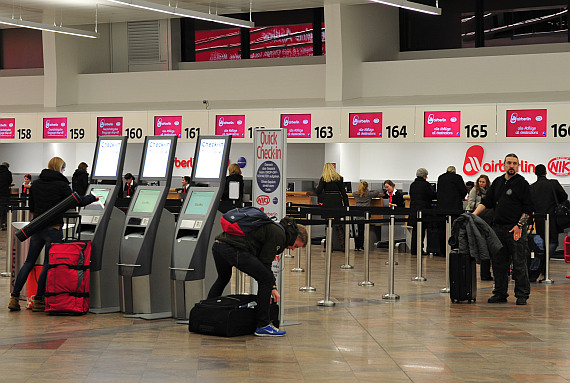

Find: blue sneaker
[254,323,286,337]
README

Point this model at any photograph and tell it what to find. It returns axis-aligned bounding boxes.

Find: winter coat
[449,213,503,264]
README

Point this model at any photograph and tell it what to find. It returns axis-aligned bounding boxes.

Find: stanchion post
[383,214,400,300]
[412,210,427,281]
[341,209,353,269]
[541,213,554,284]
[359,211,374,286]
[1,206,13,277]
[441,215,451,293]
[291,247,304,272]
[318,218,335,306]
[300,213,316,292]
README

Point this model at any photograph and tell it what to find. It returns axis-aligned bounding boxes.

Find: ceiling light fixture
[0,15,99,38]
[368,0,441,15]
[107,0,255,28]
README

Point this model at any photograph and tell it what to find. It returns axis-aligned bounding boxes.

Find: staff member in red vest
[119,173,137,198]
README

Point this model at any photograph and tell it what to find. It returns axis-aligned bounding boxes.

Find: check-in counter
[286,191,315,205]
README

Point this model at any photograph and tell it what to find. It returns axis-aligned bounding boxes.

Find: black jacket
[72,168,89,196]
[30,169,96,227]
[216,216,299,270]
[119,180,138,198]
[436,171,467,211]
[315,177,349,207]
[409,176,436,212]
[381,189,405,208]
[219,173,244,213]
[481,173,533,226]
[0,164,12,197]
[530,176,568,236]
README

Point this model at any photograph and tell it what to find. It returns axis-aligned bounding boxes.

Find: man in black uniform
[208,217,308,336]
[474,153,533,305]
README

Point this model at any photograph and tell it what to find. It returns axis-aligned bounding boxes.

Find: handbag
[551,181,570,230]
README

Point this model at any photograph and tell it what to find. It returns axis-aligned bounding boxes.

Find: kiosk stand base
[124,312,172,320]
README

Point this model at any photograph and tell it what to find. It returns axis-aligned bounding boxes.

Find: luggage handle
[116,263,142,267]
[169,267,195,271]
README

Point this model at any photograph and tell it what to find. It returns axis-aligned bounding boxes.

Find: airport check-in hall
[1,0,570,382]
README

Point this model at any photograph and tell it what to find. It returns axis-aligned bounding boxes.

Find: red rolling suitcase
[45,241,91,315]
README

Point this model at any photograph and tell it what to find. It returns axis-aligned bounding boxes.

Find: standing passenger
[219,163,244,213]
[409,168,436,256]
[353,181,380,251]
[466,174,493,280]
[474,153,533,305]
[436,166,467,256]
[315,163,349,251]
[72,162,89,196]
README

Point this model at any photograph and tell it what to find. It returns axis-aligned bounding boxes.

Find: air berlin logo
[463,145,484,176]
[548,157,570,176]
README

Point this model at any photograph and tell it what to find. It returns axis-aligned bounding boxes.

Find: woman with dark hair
[21,174,32,196]
[8,157,98,312]
[72,162,89,196]
[466,174,493,280]
[382,180,405,208]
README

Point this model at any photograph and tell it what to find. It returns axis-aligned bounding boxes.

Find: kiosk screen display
[194,138,226,179]
[141,139,172,179]
[93,139,123,178]
[84,188,111,211]
[132,189,161,213]
[185,191,215,216]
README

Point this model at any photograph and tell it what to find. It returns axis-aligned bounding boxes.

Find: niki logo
[463,145,484,176]
[256,195,270,205]
[548,157,570,176]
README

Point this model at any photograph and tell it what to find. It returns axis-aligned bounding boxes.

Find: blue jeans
[492,224,530,299]
[208,241,275,328]
[533,234,558,256]
[11,227,63,298]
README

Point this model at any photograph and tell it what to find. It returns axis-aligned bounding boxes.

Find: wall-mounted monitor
[0,118,15,139]
[97,117,123,136]
[132,189,162,214]
[184,191,215,216]
[83,187,111,211]
[154,116,182,138]
[424,111,461,138]
[349,112,382,138]
[280,114,311,138]
[506,109,547,137]
[215,115,245,137]
[138,135,178,184]
[43,117,68,139]
[191,135,231,183]
[91,136,127,182]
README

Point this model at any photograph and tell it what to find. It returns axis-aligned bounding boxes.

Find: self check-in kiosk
[77,136,127,313]
[171,135,231,320]
[118,135,177,319]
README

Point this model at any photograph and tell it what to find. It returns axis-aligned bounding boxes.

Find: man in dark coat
[436,166,468,255]
[0,162,13,230]
[409,167,436,256]
[529,164,568,280]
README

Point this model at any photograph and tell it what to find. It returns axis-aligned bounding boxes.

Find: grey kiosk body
[118,135,178,319]
[78,136,128,313]
[171,135,231,320]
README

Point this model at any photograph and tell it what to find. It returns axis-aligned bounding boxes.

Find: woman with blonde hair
[219,163,244,213]
[353,181,380,251]
[8,157,98,312]
[315,163,349,251]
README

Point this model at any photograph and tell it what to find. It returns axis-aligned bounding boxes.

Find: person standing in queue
[382,180,405,208]
[436,166,467,256]
[71,162,89,196]
[473,153,533,305]
[466,174,493,281]
[529,164,568,282]
[353,181,380,252]
[8,157,99,312]
[409,168,436,256]
[119,173,137,198]
[315,163,349,251]
[219,163,244,213]
[0,162,13,231]
[207,218,308,336]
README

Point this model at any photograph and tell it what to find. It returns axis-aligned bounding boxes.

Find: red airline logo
[548,157,570,176]
[256,195,270,205]
[463,145,484,176]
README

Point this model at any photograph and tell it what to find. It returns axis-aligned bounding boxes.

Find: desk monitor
[132,189,162,214]
[83,187,111,211]
[138,135,178,184]
[191,135,232,183]
[184,190,215,216]
[91,136,127,182]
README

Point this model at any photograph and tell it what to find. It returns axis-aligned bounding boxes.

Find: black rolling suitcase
[189,294,279,337]
[449,250,477,303]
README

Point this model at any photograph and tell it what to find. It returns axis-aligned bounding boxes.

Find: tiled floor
[1,229,570,382]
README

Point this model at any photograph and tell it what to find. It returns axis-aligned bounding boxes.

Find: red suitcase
[45,241,91,315]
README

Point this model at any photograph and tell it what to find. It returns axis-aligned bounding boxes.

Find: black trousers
[491,224,530,299]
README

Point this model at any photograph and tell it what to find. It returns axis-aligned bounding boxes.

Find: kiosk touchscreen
[77,136,127,314]
[118,135,177,319]
[171,135,231,320]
